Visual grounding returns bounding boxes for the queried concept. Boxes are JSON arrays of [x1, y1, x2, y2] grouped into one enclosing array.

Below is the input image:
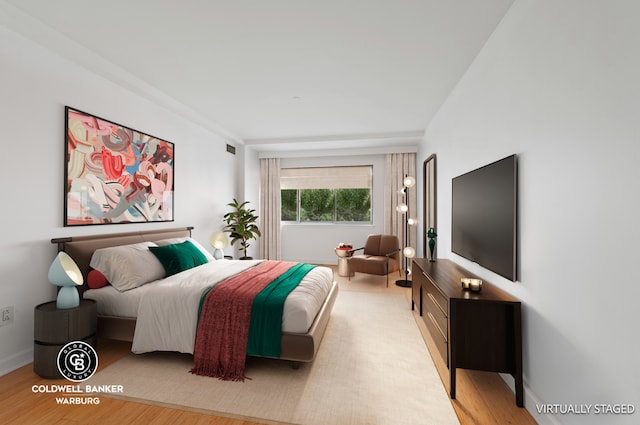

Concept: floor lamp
[[395, 175, 417, 288]]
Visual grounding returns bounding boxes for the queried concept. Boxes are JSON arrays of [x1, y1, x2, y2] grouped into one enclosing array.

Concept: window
[[281, 166, 372, 223], [281, 189, 298, 221]]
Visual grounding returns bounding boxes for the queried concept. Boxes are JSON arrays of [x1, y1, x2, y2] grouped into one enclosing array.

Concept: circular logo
[[57, 341, 99, 382]]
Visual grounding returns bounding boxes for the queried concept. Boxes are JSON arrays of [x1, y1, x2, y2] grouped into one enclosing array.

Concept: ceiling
[[1, 0, 513, 152]]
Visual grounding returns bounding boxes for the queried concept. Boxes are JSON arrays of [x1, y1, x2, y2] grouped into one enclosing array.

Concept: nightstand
[[33, 299, 97, 379]]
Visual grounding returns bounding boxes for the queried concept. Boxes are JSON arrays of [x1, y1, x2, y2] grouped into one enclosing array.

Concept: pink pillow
[[87, 269, 109, 289]]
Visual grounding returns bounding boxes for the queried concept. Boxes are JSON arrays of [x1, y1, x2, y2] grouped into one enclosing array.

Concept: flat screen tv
[[451, 154, 517, 281]]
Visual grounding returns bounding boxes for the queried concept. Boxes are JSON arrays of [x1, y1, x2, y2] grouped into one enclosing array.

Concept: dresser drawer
[[422, 275, 449, 366], [33, 334, 97, 379], [34, 299, 97, 343], [424, 287, 448, 336], [423, 275, 448, 316], [424, 310, 448, 365]]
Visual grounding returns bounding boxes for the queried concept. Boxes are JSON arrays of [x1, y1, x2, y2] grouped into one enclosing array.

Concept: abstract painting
[[64, 107, 174, 226]]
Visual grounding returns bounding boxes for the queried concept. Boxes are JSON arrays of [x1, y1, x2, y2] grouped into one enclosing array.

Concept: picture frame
[[64, 106, 174, 226]]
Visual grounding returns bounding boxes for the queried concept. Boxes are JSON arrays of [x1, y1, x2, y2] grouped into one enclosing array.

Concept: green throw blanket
[[247, 262, 317, 357]]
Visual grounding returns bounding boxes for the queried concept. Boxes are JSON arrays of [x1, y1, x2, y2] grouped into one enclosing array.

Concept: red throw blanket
[[191, 261, 296, 381]]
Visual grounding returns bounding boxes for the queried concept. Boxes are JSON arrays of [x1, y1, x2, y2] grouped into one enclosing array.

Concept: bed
[[51, 227, 339, 372]]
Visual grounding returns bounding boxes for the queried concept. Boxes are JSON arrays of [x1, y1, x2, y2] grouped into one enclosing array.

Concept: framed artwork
[[64, 106, 174, 226]]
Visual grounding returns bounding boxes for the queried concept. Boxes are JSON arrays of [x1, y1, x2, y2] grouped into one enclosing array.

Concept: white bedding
[[84, 260, 334, 354]]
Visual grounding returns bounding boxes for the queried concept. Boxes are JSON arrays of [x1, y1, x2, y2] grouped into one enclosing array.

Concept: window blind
[[280, 166, 372, 190]]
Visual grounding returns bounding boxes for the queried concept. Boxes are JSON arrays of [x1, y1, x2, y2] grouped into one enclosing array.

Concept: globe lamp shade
[[210, 232, 229, 260], [403, 246, 416, 259], [403, 176, 416, 188], [48, 251, 83, 309]]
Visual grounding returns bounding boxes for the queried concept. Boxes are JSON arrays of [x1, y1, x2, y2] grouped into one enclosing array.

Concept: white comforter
[[85, 260, 333, 354]]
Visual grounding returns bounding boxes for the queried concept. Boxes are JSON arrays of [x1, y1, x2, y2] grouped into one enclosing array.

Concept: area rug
[[85, 290, 460, 425]]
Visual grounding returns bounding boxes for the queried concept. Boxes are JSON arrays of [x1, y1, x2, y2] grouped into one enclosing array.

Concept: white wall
[[240, 146, 261, 259], [0, 27, 239, 375], [418, 1, 640, 424], [280, 154, 386, 264]]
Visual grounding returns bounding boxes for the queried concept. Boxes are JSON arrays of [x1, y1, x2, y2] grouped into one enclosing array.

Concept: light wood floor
[[0, 271, 537, 425]]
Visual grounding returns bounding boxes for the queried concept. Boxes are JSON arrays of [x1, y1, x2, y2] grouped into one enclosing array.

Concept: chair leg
[[385, 262, 389, 288]]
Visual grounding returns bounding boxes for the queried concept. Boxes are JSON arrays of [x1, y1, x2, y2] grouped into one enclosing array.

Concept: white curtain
[[385, 153, 417, 269], [259, 158, 281, 260]]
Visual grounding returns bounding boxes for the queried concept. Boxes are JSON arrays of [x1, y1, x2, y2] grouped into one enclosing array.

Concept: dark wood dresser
[[412, 258, 523, 407]]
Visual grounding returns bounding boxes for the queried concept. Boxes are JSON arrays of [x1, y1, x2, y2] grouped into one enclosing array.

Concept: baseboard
[[499, 373, 561, 425], [286, 257, 337, 266], [0, 347, 33, 378]]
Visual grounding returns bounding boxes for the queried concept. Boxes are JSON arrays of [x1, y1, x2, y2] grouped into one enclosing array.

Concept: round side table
[[335, 248, 354, 277], [33, 299, 97, 379]]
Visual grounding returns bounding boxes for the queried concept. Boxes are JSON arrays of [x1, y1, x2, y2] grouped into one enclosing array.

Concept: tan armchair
[[348, 234, 401, 287]]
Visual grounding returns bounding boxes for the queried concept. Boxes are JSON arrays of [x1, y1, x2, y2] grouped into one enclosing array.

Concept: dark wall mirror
[[422, 154, 437, 258]]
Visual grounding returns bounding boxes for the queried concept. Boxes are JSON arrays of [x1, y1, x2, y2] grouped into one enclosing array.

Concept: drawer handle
[[427, 312, 448, 343], [427, 293, 447, 317]]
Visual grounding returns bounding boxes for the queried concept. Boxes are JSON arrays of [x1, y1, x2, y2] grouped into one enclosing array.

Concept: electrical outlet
[[1, 306, 14, 327]]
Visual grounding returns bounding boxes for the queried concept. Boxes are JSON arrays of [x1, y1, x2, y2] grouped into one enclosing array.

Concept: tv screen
[[451, 155, 517, 281]]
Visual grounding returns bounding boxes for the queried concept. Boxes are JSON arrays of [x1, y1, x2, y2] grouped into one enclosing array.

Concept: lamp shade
[[48, 252, 83, 309], [403, 176, 416, 188], [396, 203, 408, 213], [210, 232, 229, 260], [403, 246, 416, 258]]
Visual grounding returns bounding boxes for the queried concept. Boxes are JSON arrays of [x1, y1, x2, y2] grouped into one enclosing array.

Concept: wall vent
[[226, 144, 236, 155]]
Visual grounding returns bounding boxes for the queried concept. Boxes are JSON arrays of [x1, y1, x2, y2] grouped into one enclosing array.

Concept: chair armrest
[[384, 248, 401, 258]]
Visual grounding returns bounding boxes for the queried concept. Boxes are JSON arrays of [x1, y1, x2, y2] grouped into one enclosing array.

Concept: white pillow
[[154, 237, 214, 262], [89, 241, 166, 291]]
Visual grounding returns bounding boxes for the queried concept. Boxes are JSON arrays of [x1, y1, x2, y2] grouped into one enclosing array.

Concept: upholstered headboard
[[51, 226, 193, 294]]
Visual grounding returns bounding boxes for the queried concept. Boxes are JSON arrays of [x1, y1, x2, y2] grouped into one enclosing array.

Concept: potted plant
[[223, 198, 261, 259]]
